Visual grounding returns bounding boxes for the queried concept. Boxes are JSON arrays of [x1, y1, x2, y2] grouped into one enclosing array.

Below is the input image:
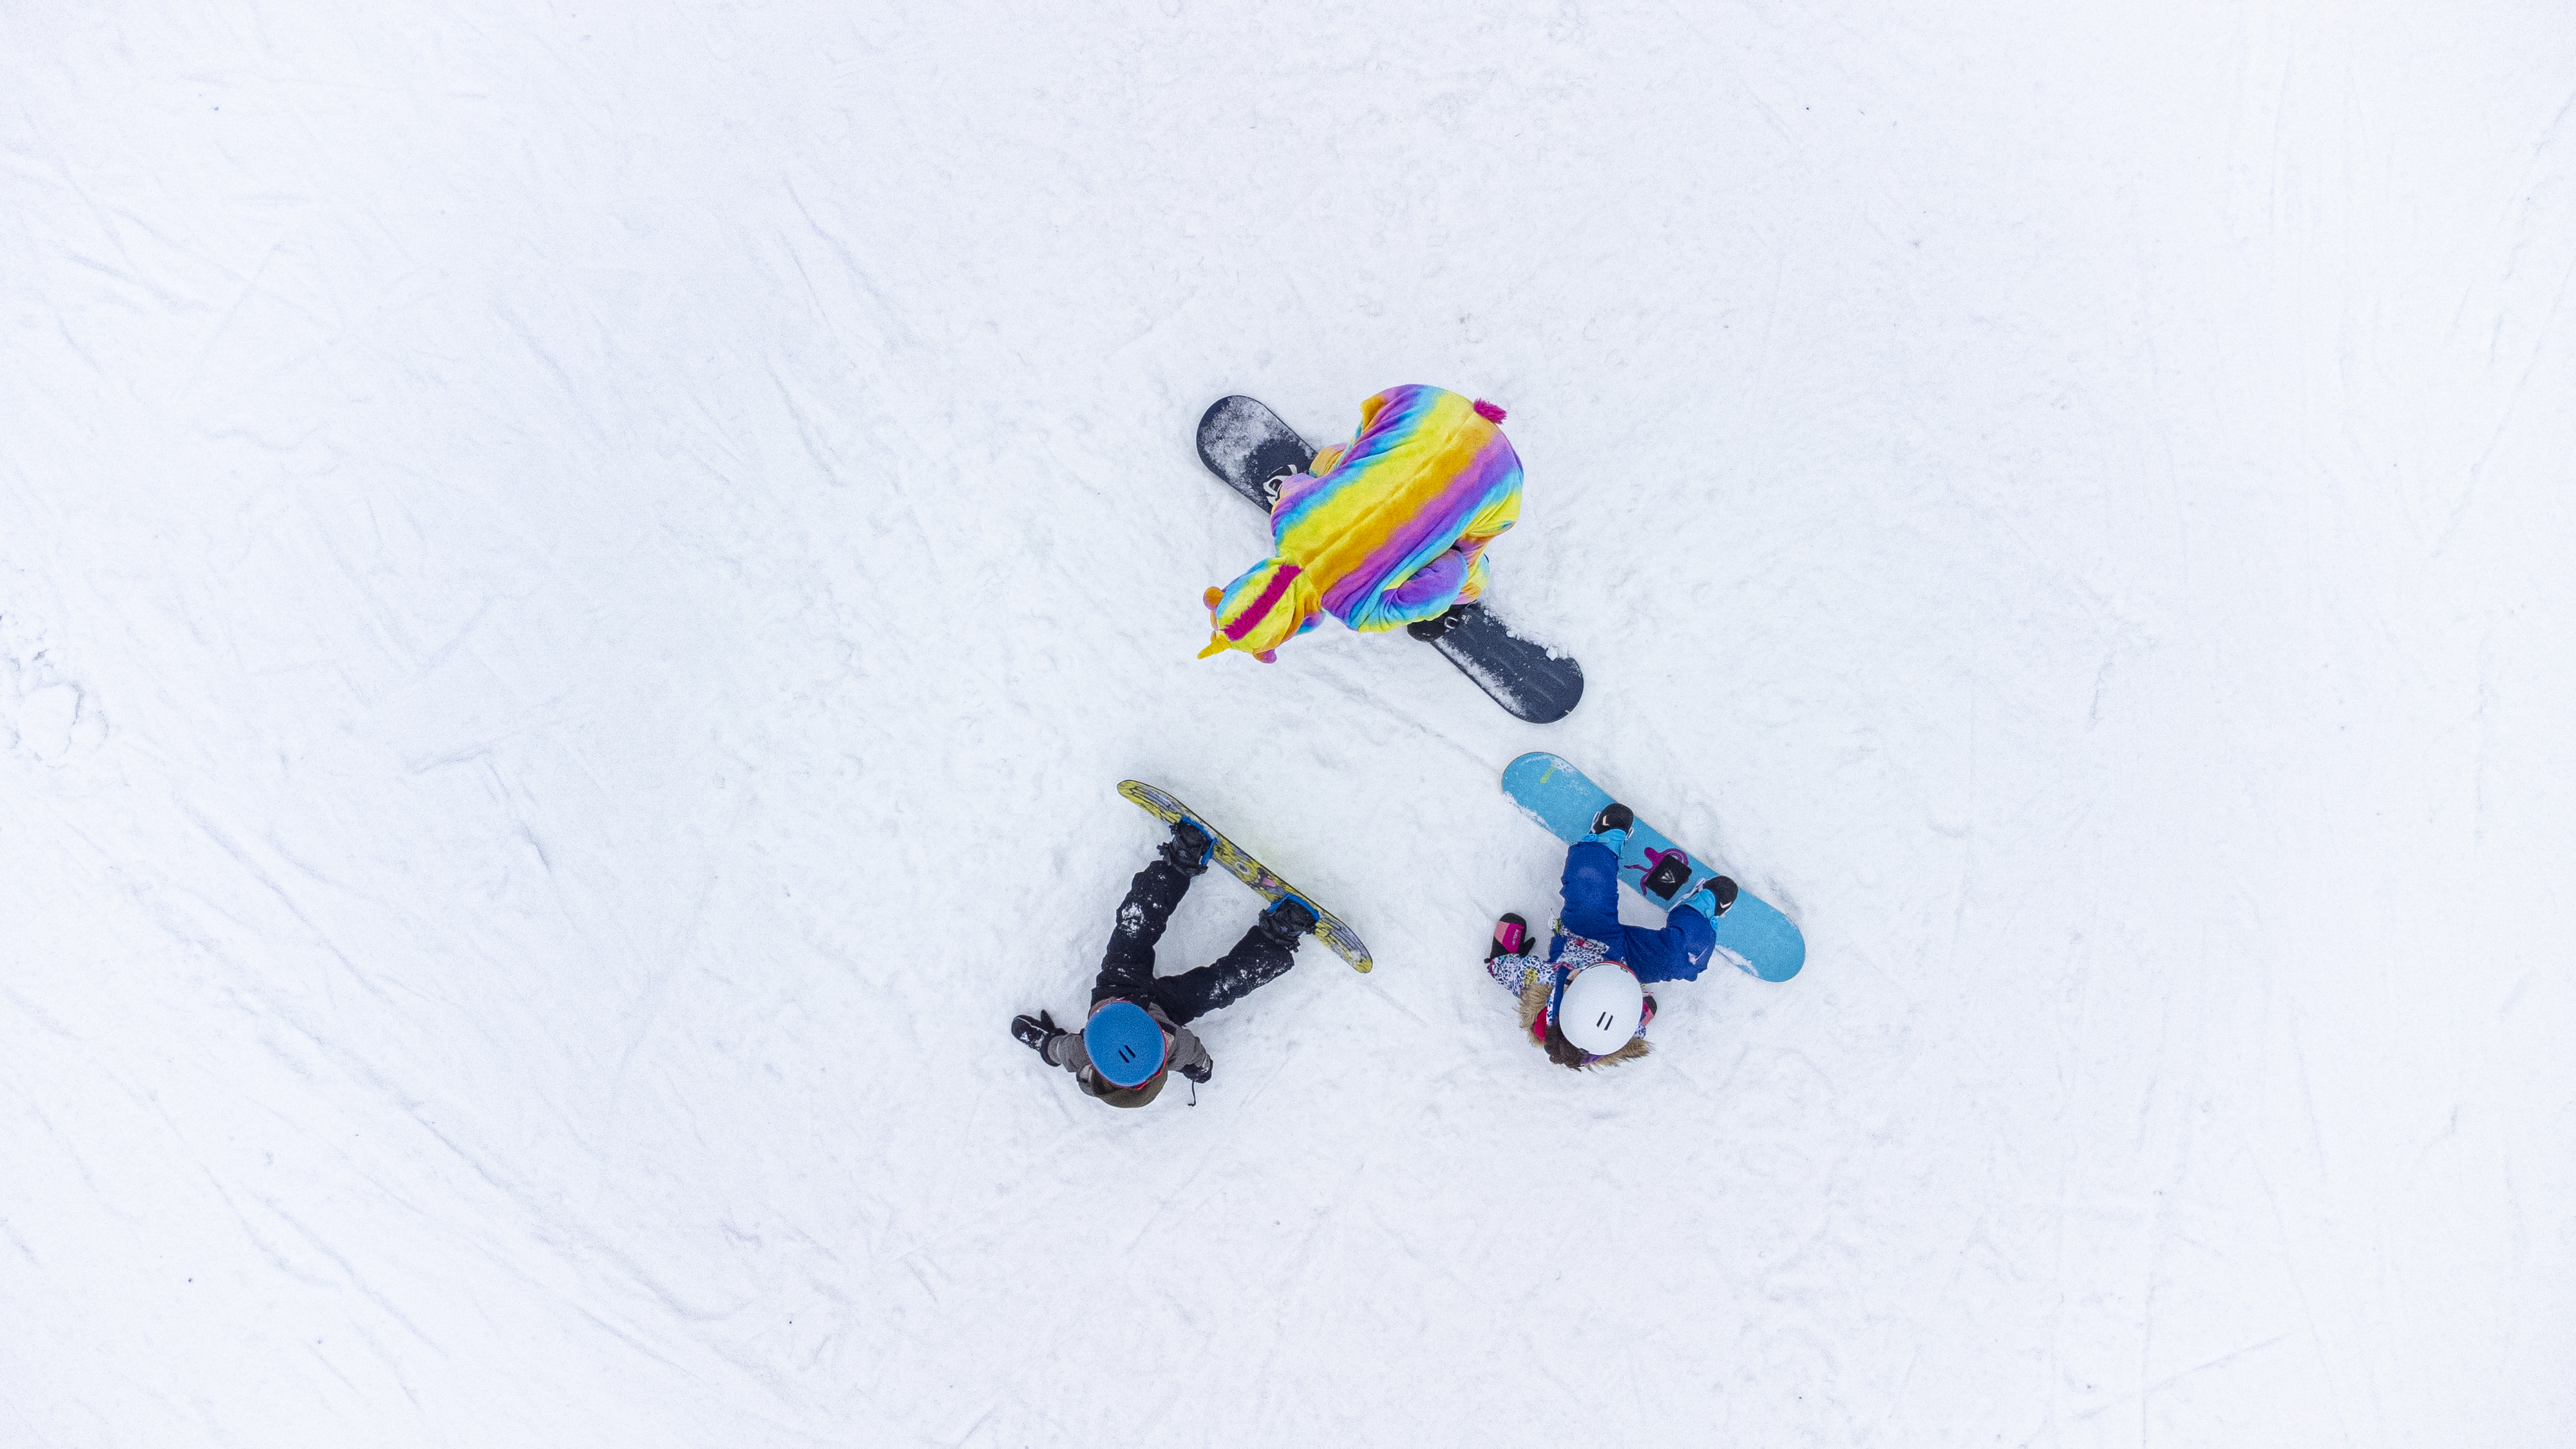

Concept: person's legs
[[1090, 859, 1193, 1007], [1557, 840, 1624, 942], [1618, 907, 1718, 984], [1151, 907, 1302, 1025]]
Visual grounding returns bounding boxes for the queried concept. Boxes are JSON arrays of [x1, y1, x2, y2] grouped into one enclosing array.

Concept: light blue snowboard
[[1501, 752, 1806, 983]]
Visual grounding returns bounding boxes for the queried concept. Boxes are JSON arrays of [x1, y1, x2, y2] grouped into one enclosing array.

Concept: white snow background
[[5, 1, 2572, 1444]]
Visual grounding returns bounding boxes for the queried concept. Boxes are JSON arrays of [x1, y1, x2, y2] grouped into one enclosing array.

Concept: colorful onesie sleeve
[[1357, 547, 1472, 629]]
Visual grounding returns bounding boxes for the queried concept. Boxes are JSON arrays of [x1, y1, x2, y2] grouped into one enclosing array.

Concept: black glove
[[1177, 1057, 1211, 1084], [1012, 1010, 1065, 1058]]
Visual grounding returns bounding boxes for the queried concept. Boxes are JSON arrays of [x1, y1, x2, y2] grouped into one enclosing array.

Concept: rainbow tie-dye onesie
[[1200, 385, 1522, 661]]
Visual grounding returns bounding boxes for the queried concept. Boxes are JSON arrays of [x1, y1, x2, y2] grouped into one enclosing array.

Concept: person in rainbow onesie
[[1200, 385, 1522, 662]]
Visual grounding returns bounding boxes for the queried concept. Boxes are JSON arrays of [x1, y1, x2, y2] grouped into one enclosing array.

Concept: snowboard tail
[[1193, 395, 1584, 724], [1499, 752, 1804, 983], [1118, 780, 1373, 972], [1197, 395, 1313, 509], [1416, 603, 1587, 728]]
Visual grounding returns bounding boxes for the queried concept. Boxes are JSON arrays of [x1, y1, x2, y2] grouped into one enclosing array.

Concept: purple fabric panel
[[1381, 547, 1467, 611], [1316, 452, 1509, 619]]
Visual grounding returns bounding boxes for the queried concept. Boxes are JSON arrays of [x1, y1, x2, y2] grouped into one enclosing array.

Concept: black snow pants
[[1090, 858, 1296, 1025]]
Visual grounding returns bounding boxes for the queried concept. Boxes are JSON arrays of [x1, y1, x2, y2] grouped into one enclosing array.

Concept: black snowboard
[[1195, 395, 1585, 724]]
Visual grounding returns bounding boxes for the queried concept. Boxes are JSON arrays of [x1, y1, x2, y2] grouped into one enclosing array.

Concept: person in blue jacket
[[1484, 802, 1736, 1070]]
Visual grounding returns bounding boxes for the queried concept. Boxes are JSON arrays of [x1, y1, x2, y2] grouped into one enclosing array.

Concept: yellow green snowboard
[[1117, 780, 1373, 972]]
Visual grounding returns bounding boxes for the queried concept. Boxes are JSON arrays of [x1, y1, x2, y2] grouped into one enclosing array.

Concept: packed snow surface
[[5, 3, 2573, 1444]]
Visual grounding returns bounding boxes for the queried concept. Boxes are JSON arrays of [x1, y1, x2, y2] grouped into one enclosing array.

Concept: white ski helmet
[[1559, 962, 1645, 1054]]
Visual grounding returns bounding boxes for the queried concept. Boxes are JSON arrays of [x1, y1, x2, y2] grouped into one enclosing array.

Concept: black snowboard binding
[[1259, 894, 1319, 942], [1159, 817, 1215, 876], [1640, 850, 1693, 903], [1406, 603, 1471, 642]]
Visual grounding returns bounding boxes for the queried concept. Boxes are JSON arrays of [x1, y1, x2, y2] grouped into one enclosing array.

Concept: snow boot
[[1682, 875, 1738, 920], [1583, 802, 1633, 851], [1486, 912, 1534, 963]]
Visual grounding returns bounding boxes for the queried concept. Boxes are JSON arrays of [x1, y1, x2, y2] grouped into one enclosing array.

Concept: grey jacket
[[1041, 1000, 1212, 1108]]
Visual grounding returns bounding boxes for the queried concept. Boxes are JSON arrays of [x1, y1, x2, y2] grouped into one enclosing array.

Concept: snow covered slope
[[5, 2, 2571, 1444]]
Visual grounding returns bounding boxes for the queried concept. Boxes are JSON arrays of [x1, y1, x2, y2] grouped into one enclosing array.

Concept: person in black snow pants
[[1012, 815, 1315, 1108]]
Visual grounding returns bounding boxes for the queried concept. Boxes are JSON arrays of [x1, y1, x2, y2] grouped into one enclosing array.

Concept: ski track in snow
[[5, 3, 2573, 1445]]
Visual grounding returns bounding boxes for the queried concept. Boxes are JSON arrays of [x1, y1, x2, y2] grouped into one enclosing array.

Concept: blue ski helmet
[[1084, 1000, 1168, 1088]]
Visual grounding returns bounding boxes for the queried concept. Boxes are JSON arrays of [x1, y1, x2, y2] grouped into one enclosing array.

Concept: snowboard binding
[[1405, 604, 1470, 642], [1640, 847, 1693, 903], [1260, 893, 1320, 940], [1159, 817, 1215, 876]]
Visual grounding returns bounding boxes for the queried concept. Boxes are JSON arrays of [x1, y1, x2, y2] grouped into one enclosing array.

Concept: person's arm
[[1039, 1030, 1090, 1076], [1355, 547, 1473, 629], [1454, 487, 1519, 554], [1053, 1021, 1206, 1084], [1347, 471, 1521, 630], [1168, 1027, 1213, 1084]]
